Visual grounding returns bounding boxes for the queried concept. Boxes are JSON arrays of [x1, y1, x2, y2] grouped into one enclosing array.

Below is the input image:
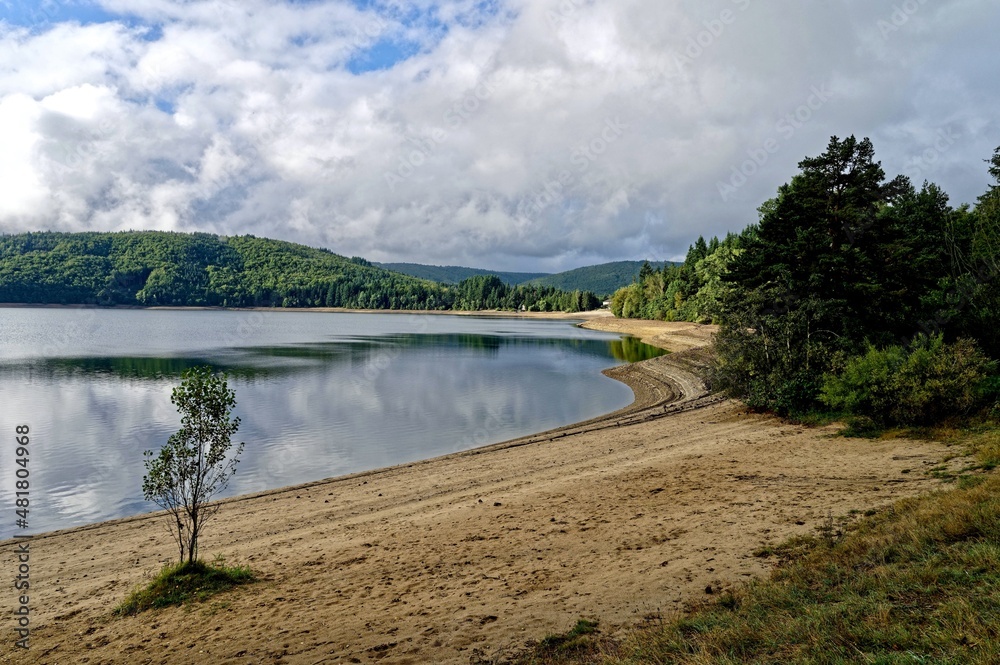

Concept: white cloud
[[0, 0, 998, 271], [0, 94, 48, 217]]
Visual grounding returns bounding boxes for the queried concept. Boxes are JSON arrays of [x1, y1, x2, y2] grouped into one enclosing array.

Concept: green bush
[[820, 335, 994, 426], [978, 373, 1000, 412], [820, 344, 906, 419]]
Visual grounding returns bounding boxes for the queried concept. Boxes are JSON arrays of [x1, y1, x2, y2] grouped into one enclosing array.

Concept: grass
[[605, 475, 1000, 663], [538, 619, 601, 653], [479, 619, 611, 665], [113, 557, 256, 616], [512, 426, 1000, 664]]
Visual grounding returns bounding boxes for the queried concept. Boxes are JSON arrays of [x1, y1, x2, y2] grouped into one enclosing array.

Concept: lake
[[0, 308, 665, 539]]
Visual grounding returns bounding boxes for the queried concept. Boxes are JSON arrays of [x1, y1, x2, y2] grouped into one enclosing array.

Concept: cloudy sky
[[0, 0, 998, 272]]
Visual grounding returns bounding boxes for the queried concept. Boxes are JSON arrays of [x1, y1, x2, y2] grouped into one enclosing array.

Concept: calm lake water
[[0, 308, 664, 539]]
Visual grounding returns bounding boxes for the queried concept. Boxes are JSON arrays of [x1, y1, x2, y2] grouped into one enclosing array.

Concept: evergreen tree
[[715, 136, 933, 412]]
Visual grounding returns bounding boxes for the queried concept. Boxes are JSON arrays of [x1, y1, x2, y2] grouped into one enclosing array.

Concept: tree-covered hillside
[[528, 261, 672, 297], [382, 259, 674, 297], [0, 231, 600, 313], [376, 262, 548, 286], [610, 243, 738, 322]]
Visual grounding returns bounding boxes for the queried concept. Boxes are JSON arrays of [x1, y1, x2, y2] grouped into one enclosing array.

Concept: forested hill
[[0, 231, 600, 312], [378, 260, 675, 296], [376, 262, 548, 286], [528, 261, 672, 297]]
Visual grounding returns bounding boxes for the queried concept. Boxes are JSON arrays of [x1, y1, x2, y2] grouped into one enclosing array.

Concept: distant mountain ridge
[[527, 261, 673, 297], [381, 260, 674, 298], [376, 263, 548, 286]]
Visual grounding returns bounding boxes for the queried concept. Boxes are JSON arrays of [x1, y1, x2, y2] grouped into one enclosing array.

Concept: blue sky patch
[[454, 0, 504, 28], [346, 36, 423, 74], [345, 1, 451, 74], [154, 97, 176, 115], [0, 1, 116, 28], [0, 1, 166, 42]]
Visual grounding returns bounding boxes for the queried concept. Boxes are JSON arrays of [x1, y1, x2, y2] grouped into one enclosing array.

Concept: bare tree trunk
[[188, 506, 199, 564], [175, 514, 185, 563]]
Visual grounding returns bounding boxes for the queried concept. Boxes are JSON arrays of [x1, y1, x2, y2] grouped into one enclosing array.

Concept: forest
[[614, 137, 1000, 424], [383, 260, 670, 296], [0, 232, 601, 313], [527, 260, 671, 298], [376, 262, 548, 286]]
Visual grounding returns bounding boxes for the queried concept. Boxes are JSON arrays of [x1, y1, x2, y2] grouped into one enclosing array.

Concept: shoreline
[[0, 316, 706, 545], [0, 318, 959, 665], [0, 302, 614, 320]]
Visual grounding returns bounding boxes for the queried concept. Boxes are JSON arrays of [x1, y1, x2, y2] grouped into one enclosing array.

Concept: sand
[[1, 318, 957, 665]]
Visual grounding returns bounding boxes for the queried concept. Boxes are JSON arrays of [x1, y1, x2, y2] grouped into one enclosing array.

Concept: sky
[[0, 1, 998, 272]]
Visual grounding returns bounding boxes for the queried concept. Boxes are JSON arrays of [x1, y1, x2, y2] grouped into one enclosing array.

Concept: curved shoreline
[[0, 301, 615, 320], [2, 318, 713, 544], [3, 318, 957, 665]]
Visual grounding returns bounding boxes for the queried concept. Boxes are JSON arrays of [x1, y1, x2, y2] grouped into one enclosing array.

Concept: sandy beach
[[2, 317, 957, 665]]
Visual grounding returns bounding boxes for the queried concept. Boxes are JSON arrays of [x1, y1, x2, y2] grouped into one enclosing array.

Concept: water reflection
[[0, 334, 664, 381], [610, 336, 670, 362], [0, 310, 665, 539]]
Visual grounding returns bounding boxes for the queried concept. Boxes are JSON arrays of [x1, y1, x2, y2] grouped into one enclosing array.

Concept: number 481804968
[[15, 425, 29, 528]]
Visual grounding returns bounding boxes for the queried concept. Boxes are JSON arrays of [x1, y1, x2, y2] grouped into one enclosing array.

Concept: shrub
[[893, 336, 991, 424], [819, 344, 906, 419], [978, 373, 1000, 416], [820, 335, 994, 426]]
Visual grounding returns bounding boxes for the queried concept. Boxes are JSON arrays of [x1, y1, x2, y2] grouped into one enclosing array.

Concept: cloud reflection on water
[[0, 310, 664, 539]]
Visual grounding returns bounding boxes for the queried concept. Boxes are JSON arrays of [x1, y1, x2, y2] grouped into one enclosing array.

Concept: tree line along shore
[[613, 136, 1000, 429]]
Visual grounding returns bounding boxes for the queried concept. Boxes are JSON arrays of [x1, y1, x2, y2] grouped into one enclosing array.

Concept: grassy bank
[[506, 428, 1000, 664]]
